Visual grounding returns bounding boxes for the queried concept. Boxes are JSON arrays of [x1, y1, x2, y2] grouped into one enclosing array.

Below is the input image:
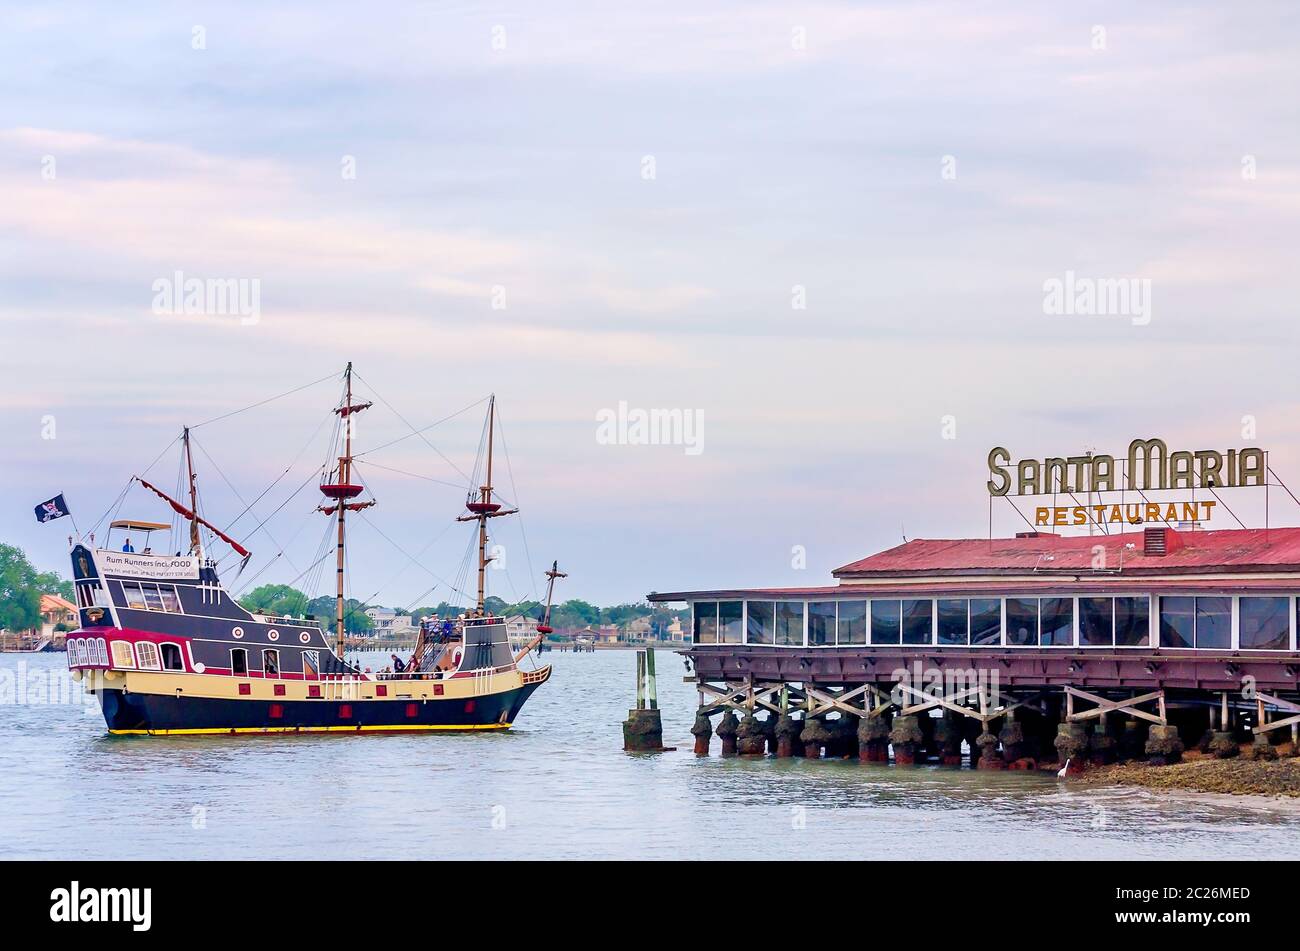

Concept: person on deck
[[391, 654, 406, 673], [122, 538, 134, 552]]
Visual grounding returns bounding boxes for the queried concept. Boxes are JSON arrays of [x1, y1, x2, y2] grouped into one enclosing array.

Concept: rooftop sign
[[987, 438, 1265, 497]]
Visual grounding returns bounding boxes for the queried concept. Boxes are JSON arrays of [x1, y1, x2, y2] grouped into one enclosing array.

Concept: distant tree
[[0, 543, 42, 633], [304, 596, 373, 634], [33, 569, 74, 602], [240, 584, 310, 618]]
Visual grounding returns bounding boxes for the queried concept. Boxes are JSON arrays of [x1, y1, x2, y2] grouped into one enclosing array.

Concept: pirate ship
[[62, 364, 557, 735]]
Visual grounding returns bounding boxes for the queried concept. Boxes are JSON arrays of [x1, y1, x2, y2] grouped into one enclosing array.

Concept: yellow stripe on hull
[[109, 722, 514, 736]]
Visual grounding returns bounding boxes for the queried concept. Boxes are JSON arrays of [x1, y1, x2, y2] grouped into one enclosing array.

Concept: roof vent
[[1143, 526, 1183, 556]]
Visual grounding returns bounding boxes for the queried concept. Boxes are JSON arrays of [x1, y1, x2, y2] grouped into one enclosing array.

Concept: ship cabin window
[[121, 582, 149, 610], [808, 602, 836, 646], [231, 648, 248, 676], [110, 640, 135, 668], [746, 601, 775, 645], [692, 602, 718, 644], [870, 600, 901, 645], [135, 641, 161, 670], [94, 638, 110, 666], [263, 648, 280, 677], [160, 643, 185, 672], [303, 650, 320, 679], [1240, 597, 1290, 650], [158, 585, 182, 613], [76, 582, 106, 609], [775, 602, 804, 646], [937, 599, 968, 645], [718, 601, 743, 644], [1160, 596, 1230, 649], [971, 599, 1002, 646], [838, 601, 867, 645], [901, 599, 932, 645], [143, 586, 165, 611]]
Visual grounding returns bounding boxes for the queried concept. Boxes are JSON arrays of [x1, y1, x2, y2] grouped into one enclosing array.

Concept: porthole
[[299, 631, 311, 644], [268, 629, 280, 642], [232, 627, 244, 639]]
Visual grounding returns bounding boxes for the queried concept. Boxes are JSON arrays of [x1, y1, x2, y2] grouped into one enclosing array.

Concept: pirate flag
[[34, 494, 71, 523]]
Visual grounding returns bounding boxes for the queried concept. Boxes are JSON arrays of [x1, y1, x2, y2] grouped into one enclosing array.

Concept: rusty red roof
[[833, 527, 1300, 578], [645, 527, 1300, 602]]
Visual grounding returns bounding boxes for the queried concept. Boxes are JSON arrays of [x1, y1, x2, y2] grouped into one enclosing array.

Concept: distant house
[[39, 594, 77, 638], [502, 614, 535, 638], [364, 607, 416, 637]]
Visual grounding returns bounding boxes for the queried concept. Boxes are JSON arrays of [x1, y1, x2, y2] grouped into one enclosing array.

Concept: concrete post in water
[[1246, 732, 1279, 761], [858, 710, 892, 762], [1208, 730, 1238, 759], [1088, 716, 1117, 766], [1119, 719, 1147, 761], [716, 709, 740, 758], [889, 715, 924, 765], [1144, 724, 1184, 765], [691, 709, 713, 757], [1054, 722, 1089, 773], [998, 713, 1027, 764], [775, 712, 800, 758], [800, 716, 833, 759], [737, 712, 767, 756], [623, 648, 664, 752], [934, 712, 964, 766], [759, 712, 778, 755], [975, 730, 1004, 769]]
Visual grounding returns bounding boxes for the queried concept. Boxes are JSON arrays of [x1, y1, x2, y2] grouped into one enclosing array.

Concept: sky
[[2, 2, 1300, 608]]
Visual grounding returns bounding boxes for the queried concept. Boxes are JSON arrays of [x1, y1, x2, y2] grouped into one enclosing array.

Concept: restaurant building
[[649, 525, 1300, 765]]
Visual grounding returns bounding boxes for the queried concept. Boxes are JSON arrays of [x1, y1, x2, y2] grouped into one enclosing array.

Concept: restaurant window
[[838, 601, 867, 645], [775, 602, 805, 646], [746, 601, 775, 645], [808, 602, 836, 646], [693, 602, 718, 644], [160, 643, 185, 671], [121, 582, 148, 610], [970, 599, 1002, 646], [1114, 597, 1149, 646], [231, 648, 248, 676], [1240, 597, 1289, 651], [1006, 598, 1037, 646], [1159, 597, 1194, 648], [870, 600, 901, 645], [1040, 598, 1073, 646], [263, 648, 280, 677], [937, 599, 968, 646], [718, 601, 743, 644], [902, 599, 932, 645], [110, 640, 135, 668], [1079, 597, 1113, 646], [1195, 597, 1231, 649], [135, 641, 161, 670]]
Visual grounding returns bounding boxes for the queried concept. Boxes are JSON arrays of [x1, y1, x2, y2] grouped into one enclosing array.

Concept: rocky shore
[[1073, 749, 1300, 797]]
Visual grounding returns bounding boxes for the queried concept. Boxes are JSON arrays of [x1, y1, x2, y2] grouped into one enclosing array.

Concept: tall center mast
[[457, 395, 517, 612], [318, 362, 374, 658], [182, 426, 203, 558]]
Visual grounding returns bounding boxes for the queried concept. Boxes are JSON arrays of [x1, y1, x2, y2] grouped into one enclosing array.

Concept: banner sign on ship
[[97, 551, 200, 580]]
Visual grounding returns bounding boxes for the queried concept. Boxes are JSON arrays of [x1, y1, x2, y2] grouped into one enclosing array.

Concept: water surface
[[2, 650, 1296, 859]]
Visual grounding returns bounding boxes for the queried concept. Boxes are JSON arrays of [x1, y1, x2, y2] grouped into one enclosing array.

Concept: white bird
[[1057, 758, 1071, 778]]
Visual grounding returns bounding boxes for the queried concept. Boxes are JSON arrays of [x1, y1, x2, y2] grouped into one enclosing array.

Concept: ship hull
[[97, 677, 546, 735]]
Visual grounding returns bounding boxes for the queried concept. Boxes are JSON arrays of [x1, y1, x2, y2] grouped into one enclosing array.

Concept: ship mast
[[182, 426, 203, 558], [538, 560, 567, 633], [318, 363, 374, 659], [457, 395, 517, 612]]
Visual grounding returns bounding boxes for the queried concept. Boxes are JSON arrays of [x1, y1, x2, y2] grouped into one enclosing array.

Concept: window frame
[[135, 641, 161, 671], [262, 648, 281, 678]]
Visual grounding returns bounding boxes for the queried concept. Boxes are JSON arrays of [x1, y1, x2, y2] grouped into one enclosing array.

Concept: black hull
[[98, 682, 543, 735]]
